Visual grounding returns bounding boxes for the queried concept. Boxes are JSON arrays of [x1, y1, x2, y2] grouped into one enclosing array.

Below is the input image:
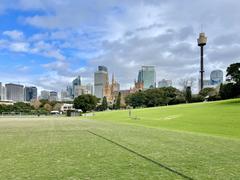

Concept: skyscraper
[[210, 70, 223, 85], [5, 83, 24, 102], [94, 66, 109, 99], [40, 90, 50, 100], [1, 86, 6, 101], [66, 85, 73, 98], [86, 84, 94, 95], [49, 91, 58, 101], [138, 66, 156, 89], [0, 83, 6, 101], [72, 76, 81, 98], [24, 86, 37, 102]]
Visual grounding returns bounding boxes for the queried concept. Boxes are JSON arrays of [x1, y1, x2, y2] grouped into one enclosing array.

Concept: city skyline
[[0, 67, 224, 101], [0, 1, 239, 92]]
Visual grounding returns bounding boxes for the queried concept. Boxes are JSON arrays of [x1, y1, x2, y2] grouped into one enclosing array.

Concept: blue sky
[[0, 0, 240, 92]]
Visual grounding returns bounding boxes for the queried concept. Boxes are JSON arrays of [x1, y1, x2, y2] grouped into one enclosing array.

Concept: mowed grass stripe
[[0, 119, 179, 179], [87, 130, 194, 180]]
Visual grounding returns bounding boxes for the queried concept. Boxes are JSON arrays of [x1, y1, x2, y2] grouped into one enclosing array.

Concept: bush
[[219, 83, 236, 99], [191, 95, 204, 103], [199, 88, 217, 97], [66, 110, 72, 117], [168, 96, 186, 105]]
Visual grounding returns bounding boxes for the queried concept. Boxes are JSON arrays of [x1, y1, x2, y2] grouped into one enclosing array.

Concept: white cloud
[[1, 0, 240, 91], [3, 30, 24, 40], [9, 42, 29, 52]]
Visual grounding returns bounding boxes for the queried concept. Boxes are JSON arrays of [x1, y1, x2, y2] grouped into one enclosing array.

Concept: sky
[[0, 0, 240, 92]]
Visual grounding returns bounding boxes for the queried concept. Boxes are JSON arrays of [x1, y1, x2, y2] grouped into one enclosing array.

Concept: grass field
[[0, 99, 240, 179]]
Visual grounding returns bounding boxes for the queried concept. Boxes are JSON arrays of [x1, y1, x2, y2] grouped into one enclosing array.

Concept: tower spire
[[197, 32, 207, 91]]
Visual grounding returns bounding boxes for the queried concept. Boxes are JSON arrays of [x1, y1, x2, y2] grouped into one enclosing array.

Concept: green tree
[[73, 94, 98, 113], [226, 63, 240, 83], [31, 100, 41, 109], [125, 87, 183, 108], [199, 87, 217, 97], [44, 103, 53, 112], [115, 92, 121, 109], [125, 91, 146, 108], [101, 96, 108, 111], [219, 83, 240, 99], [185, 86, 192, 103]]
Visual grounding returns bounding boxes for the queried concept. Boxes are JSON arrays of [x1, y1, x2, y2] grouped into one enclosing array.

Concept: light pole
[[197, 32, 207, 91]]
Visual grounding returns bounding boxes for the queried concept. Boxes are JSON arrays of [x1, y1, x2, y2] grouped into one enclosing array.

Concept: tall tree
[[115, 92, 121, 109], [185, 86, 192, 103], [226, 63, 240, 83], [102, 96, 108, 111]]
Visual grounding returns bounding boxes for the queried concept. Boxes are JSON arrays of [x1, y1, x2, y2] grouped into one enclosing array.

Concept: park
[[0, 98, 239, 179]]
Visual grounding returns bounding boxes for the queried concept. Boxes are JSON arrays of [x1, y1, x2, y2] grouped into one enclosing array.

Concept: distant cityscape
[[0, 65, 224, 104]]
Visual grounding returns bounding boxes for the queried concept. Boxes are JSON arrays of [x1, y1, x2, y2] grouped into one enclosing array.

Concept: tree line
[[0, 100, 69, 115]]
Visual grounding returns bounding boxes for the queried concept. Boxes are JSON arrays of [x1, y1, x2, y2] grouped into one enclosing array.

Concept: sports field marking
[[87, 130, 194, 180], [163, 114, 182, 120]]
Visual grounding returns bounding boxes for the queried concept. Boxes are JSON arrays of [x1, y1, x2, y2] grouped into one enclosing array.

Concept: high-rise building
[[66, 85, 73, 98], [5, 83, 24, 102], [210, 70, 223, 85], [74, 86, 88, 97], [158, 79, 172, 88], [49, 91, 58, 102], [72, 76, 81, 98], [40, 90, 50, 100], [138, 66, 156, 89], [86, 84, 94, 95], [0, 83, 6, 101], [61, 90, 68, 100], [94, 66, 109, 99], [74, 84, 94, 97], [24, 86, 37, 102], [1, 86, 6, 101]]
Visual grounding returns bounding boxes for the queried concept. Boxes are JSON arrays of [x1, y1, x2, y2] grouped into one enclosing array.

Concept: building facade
[[74, 85, 93, 97], [40, 90, 50, 100], [66, 85, 73, 98], [24, 86, 37, 102], [138, 66, 156, 89], [158, 79, 172, 88], [103, 74, 120, 102], [94, 66, 109, 99], [1, 86, 6, 101], [210, 70, 224, 85], [72, 76, 81, 98], [5, 83, 24, 102], [49, 91, 58, 101], [86, 84, 93, 95]]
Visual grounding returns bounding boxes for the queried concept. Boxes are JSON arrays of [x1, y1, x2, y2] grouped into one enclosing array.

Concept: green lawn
[[0, 99, 240, 179], [89, 98, 240, 139]]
